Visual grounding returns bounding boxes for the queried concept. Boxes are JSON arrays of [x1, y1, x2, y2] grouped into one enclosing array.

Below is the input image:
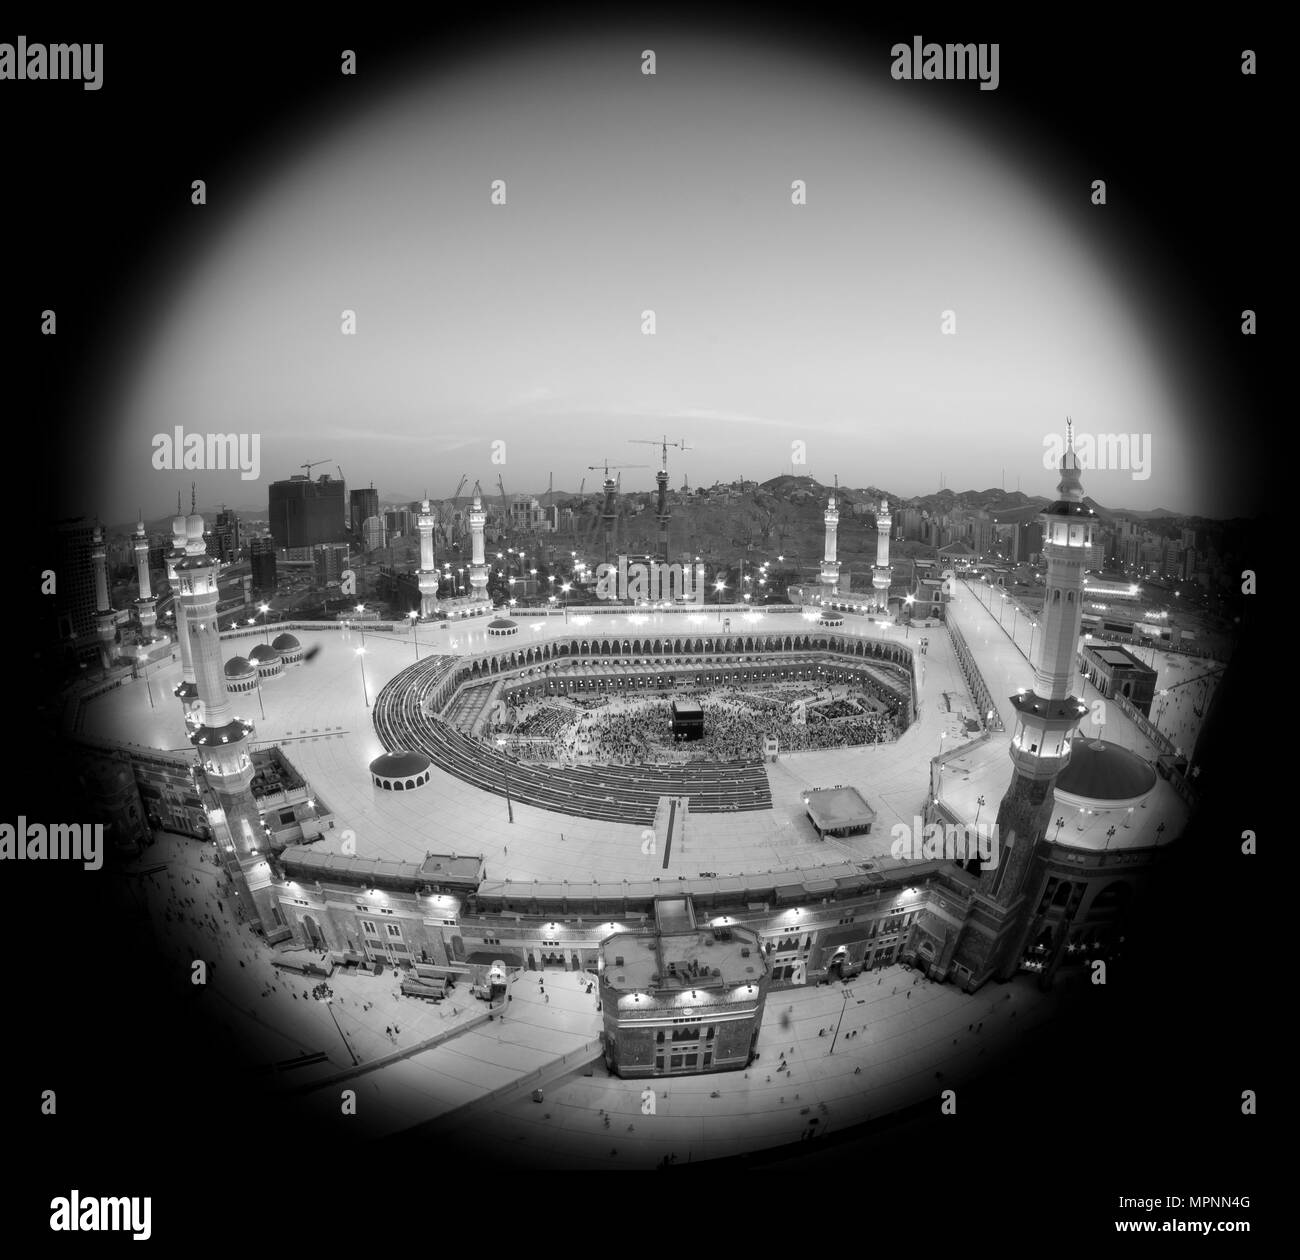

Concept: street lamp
[[258, 602, 270, 643], [1028, 620, 1038, 664], [355, 646, 370, 708], [409, 609, 420, 660], [324, 994, 359, 1066], [715, 578, 726, 621], [136, 652, 155, 709], [561, 582, 571, 622], [829, 985, 852, 1053], [495, 736, 514, 823]]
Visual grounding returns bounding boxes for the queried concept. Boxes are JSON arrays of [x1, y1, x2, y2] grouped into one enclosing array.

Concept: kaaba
[[670, 699, 704, 742]]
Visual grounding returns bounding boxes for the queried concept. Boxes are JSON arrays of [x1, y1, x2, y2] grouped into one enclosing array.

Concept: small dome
[[369, 750, 432, 778], [1056, 739, 1157, 803], [224, 656, 256, 677], [488, 618, 518, 630], [271, 632, 301, 651], [249, 644, 282, 662]]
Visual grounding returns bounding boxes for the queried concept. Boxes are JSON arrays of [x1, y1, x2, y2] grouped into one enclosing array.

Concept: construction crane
[[438, 474, 468, 544], [300, 459, 331, 476], [572, 476, 585, 539], [587, 460, 648, 480], [628, 435, 692, 470], [498, 474, 510, 534]]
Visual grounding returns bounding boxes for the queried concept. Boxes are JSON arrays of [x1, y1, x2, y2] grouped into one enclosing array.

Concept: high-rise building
[[314, 543, 350, 586], [49, 518, 98, 648], [268, 475, 349, 548], [205, 508, 240, 564], [350, 485, 379, 535], [250, 537, 277, 591]]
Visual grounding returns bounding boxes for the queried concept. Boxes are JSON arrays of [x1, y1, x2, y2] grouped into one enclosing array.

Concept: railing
[[944, 617, 1005, 732], [1109, 691, 1174, 756], [427, 1036, 605, 1128]]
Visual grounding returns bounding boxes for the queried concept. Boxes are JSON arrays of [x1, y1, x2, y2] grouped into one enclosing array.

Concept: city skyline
[[73, 30, 1237, 524]]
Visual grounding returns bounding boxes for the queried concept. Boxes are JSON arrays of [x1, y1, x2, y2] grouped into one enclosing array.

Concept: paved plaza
[[92, 597, 1169, 1162], [84, 608, 983, 881], [129, 831, 1062, 1160]]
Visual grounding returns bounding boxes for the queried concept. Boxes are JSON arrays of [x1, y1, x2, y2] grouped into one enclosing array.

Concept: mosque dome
[[224, 656, 256, 678], [1056, 739, 1157, 805], [271, 633, 301, 652]]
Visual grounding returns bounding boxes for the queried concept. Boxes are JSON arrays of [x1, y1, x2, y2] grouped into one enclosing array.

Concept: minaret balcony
[[1009, 690, 1088, 727], [189, 718, 256, 748]]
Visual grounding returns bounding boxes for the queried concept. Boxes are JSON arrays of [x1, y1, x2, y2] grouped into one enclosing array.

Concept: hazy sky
[[97, 30, 1211, 522]]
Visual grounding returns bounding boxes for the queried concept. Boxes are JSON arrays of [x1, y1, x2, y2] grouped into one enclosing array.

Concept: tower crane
[[628, 435, 692, 470], [300, 459, 331, 476], [587, 459, 648, 478]]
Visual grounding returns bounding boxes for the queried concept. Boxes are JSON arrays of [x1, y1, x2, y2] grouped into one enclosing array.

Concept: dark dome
[[224, 655, 256, 677], [488, 618, 517, 629], [271, 632, 301, 651], [369, 750, 432, 778], [1056, 739, 1157, 802], [249, 644, 282, 662]]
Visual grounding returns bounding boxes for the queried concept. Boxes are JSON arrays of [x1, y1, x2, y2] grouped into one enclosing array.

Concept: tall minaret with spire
[[600, 470, 619, 565], [416, 493, 439, 617], [468, 486, 490, 602], [132, 515, 160, 646], [872, 496, 892, 614], [168, 503, 200, 720], [973, 420, 1095, 979], [175, 511, 281, 935], [819, 494, 841, 602], [90, 523, 118, 668]]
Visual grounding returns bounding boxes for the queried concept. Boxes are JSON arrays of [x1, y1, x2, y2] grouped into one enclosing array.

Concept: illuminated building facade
[[600, 898, 768, 1078]]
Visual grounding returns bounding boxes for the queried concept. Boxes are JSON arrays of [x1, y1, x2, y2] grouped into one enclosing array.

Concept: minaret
[[175, 511, 280, 936], [416, 494, 439, 616], [91, 523, 118, 668], [872, 496, 892, 613], [175, 514, 254, 757], [468, 489, 490, 601], [132, 516, 159, 644], [601, 472, 619, 565], [819, 495, 841, 601], [168, 508, 200, 720], [980, 420, 1094, 965]]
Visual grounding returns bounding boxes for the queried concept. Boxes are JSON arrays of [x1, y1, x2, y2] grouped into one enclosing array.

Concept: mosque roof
[[369, 750, 432, 778], [1056, 738, 1157, 803]]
